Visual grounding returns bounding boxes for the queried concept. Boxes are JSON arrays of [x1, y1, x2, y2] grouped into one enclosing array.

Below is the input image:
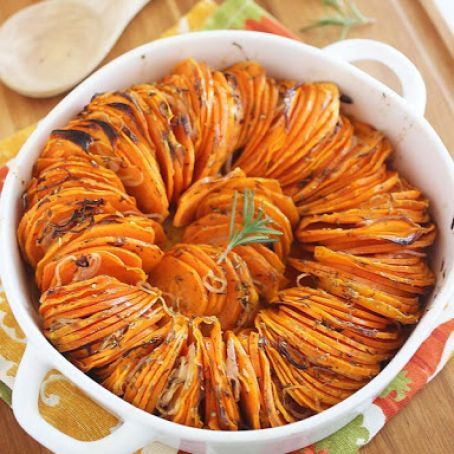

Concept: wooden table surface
[[0, 0, 453, 453]]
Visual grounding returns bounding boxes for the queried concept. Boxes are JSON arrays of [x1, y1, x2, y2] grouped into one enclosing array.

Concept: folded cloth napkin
[[0, 1, 452, 453]]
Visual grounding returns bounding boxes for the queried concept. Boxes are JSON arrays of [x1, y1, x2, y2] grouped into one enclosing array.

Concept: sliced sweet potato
[[169, 244, 221, 317], [51, 112, 168, 217], [253, 330, 296, 427], [17, 58, 438, 431], [313, 246, 434, 294], [25, 160, 125, 208], [18, 188, 138, 266], [282, 115, 353, 192], [131, 84, 185, 202], [226, 251, 259, 330], [39, 247, 147, 291], [256, 310, 380, 379], [193, 317, 240, 430], [235, 245, 285, 301], [122, 315, 188, 413], [40, 276, 164, 353], [185, 245, 228, 317], [157, 338, 203, 428], [297, 216, 435, 251], [225, 331, 261, 429], [224, 61, 271, 150], [235, 82, 339, 183], [190, 71, 240, 179], [174, 168, 245, 226], [149, 251, 208, 316], [85, 90, 151, 145], [170, 59, 215, 178], [293, 121, 390, 206], [289, 258, 422, 324], [72, 309, 171, 372]]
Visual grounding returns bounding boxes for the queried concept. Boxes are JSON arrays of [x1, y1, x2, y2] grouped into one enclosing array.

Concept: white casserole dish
[[0, 31, 453, 454]]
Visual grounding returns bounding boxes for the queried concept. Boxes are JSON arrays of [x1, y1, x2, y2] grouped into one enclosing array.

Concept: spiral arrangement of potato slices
[[18, 58, 435, 430]]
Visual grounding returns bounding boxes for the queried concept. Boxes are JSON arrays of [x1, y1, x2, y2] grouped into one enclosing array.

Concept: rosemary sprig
[[302, 0, 374, 40], [217, 189, 283, 263]]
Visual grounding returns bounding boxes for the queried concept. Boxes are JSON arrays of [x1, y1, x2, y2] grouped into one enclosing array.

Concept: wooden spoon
[[0, 0, 150, 98]]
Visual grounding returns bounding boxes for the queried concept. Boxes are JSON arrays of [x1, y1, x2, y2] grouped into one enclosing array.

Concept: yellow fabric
[[0, 124, 36, 168], [162, 0, 218, 37], [0, 1, 218, 449], [38, 370, 120, 441]]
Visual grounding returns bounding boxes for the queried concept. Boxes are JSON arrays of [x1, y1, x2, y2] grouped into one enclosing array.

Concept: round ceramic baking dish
[[1, 31, 453, 454]]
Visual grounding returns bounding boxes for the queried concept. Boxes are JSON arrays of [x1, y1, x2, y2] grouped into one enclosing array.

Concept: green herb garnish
[[217, 189, 283, 263], [302, 0, 374, 40]]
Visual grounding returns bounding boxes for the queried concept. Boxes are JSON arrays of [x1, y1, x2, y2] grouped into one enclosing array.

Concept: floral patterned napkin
[[0, 1, 452, 453]]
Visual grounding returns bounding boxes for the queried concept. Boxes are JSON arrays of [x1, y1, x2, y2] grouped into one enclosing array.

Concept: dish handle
[[13, 343, 156, 454], [323, 39, 427, 115]]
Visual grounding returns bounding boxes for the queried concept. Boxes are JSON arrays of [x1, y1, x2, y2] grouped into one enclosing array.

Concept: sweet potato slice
[[18, 188, 138, 266], [47, 292, 153, 352], [244, 77, 279, 156], [157, 340, 204, 428], [37, 137, 102, 173], [39, 247, 147, 291], [182, 214, 234, 245], [149, 251, 208, 316], [25, 160, 125, 208], [40, 276, 163, 352], [297, 216, 435, 250], [73, 316, 171, 372], [276, 287, 402, 347], [85, 90, 151, 144], [235, 73, 281, 170], [293, 121, 390, 207], [289, 258, 422, 324], [225, 331, 261, 429], [169, 244, 221, 317], [100, 315, 188, 414], [51, 112, 168, 217], [38, 236, 162, 284], [108, 123, 169, 217], [256, 310, 380, 380], [35, 214, 164, 284], [195, 191, 292, 257], [235, 82, 339, 182], [224, 61, 271, 150], [170, 59, 215, 176], [282, 115, 353, 192], [265, 342, 337, 412], [331, 230, 436, 255], [193, 317, 240, 430], [269, 83, 340, 178], [174, 168, 246, 227], [184, 245, 228, 317], [251, 330, 296, 427], [157, 75, 197, 190], [122, 316, 188, 413], [313, 246, 434, 294], [235, 245, 285, 301], [189, 175, 298, 226], [226, 251, 260, 330], [215, 252, 252, 331], [131, 84, 184, 202], [298, 193, 430, 231], [183, 217, 285, 302], [268, 303, 392, 366], [98, 344, 156, 396], [190, 71, 240, 179]]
